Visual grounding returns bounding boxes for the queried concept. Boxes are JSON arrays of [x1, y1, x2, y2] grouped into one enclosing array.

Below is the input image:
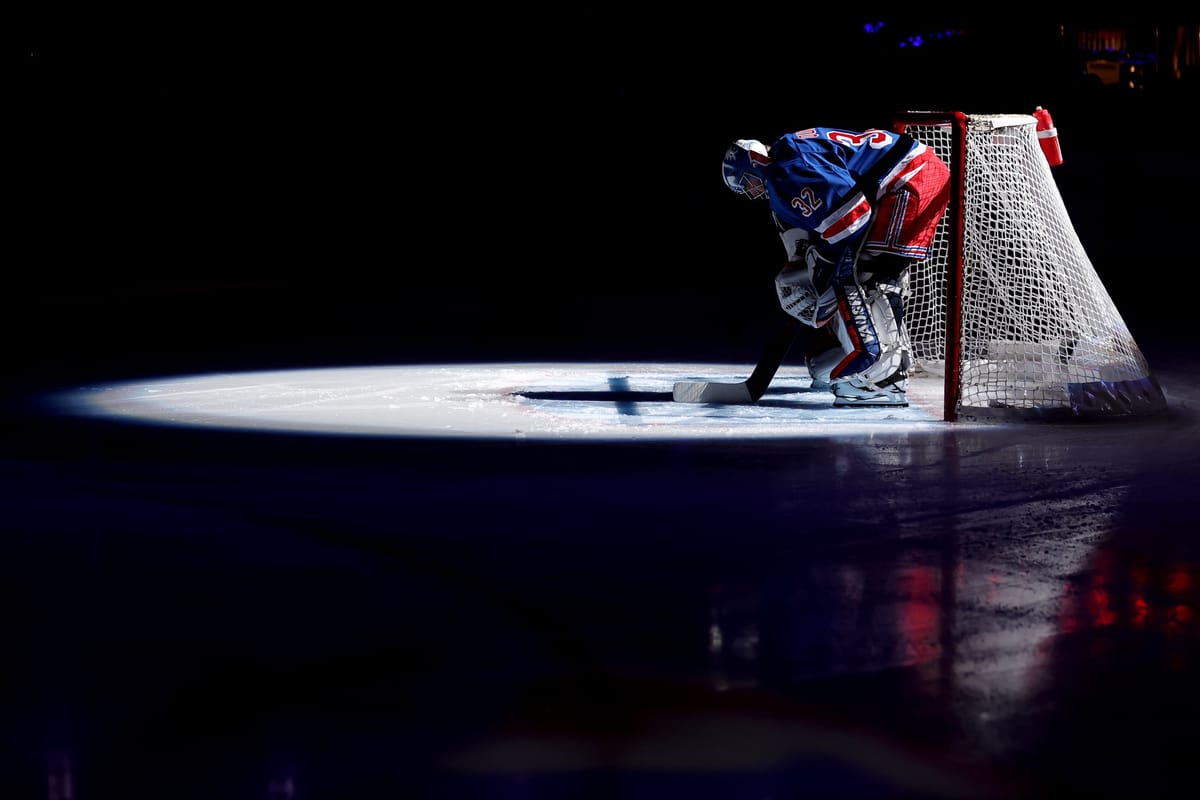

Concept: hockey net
[[892, 111, 1166, 422]]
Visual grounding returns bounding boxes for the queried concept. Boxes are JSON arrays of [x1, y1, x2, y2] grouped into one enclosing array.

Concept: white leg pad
[[822, 275, 911, 387]]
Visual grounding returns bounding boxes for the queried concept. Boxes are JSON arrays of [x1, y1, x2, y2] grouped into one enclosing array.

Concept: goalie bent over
[[723, 128, 950, 407]]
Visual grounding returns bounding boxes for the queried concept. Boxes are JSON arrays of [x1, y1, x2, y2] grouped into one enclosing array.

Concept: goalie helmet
[[722, 139, 771, 199]]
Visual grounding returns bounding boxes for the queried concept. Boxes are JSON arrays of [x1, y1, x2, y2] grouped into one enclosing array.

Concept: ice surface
[[49, 362, 962, 440]]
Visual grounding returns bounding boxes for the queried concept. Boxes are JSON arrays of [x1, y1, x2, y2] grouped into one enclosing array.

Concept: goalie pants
[[808, 269, 910, 387], [864, 148, 951, 261]]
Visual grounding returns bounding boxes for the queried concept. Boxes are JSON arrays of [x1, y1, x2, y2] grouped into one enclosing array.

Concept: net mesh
[[897, 113, 1165, 420]]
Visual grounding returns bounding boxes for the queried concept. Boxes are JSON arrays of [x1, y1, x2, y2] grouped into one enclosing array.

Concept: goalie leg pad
[[826, 274, 912, 389], [804, 327, 841, 389]]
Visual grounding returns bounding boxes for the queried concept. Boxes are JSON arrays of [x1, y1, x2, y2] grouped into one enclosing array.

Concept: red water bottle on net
[[1033, 106, 1063, 167]]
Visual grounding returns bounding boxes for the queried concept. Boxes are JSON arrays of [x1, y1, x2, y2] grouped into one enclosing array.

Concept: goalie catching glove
[[775, 247, 841, 328]]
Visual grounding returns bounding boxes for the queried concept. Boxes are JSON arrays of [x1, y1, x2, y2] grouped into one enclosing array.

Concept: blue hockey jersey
[[762, 127, 926, 261]]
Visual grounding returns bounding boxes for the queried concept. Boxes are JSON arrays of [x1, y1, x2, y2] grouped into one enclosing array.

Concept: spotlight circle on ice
[[48, 362, 957, 442]]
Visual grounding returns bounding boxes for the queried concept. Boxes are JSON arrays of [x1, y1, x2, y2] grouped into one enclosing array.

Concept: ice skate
[[831, 371, 908, 408]]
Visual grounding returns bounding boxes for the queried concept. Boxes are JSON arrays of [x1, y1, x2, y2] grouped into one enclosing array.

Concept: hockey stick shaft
[[675, 214, 876, 404], [673, 316, 800, 404]]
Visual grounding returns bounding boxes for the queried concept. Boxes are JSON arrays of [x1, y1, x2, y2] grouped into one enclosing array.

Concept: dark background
[[13, 11, 1199, 392], [9, 12, 1200, 799]]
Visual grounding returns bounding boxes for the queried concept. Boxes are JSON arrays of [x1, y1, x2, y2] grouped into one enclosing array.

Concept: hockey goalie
[[722, 127, 951, 408]]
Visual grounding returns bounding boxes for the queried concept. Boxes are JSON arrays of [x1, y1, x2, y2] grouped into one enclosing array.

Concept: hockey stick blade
[[674, 316, 801, 404], [673, 380, 755, 404]]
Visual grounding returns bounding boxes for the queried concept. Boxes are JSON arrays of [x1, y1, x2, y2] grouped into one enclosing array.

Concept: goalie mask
[[722, 139, 770, 199]]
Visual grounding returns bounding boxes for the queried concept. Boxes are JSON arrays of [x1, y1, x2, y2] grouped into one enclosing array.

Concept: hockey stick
[[676, 218, 879, 404], [673, 315, 800, 404]]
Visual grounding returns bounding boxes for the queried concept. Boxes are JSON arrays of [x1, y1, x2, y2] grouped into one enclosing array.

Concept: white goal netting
[[896, 112, 1166, 421]]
